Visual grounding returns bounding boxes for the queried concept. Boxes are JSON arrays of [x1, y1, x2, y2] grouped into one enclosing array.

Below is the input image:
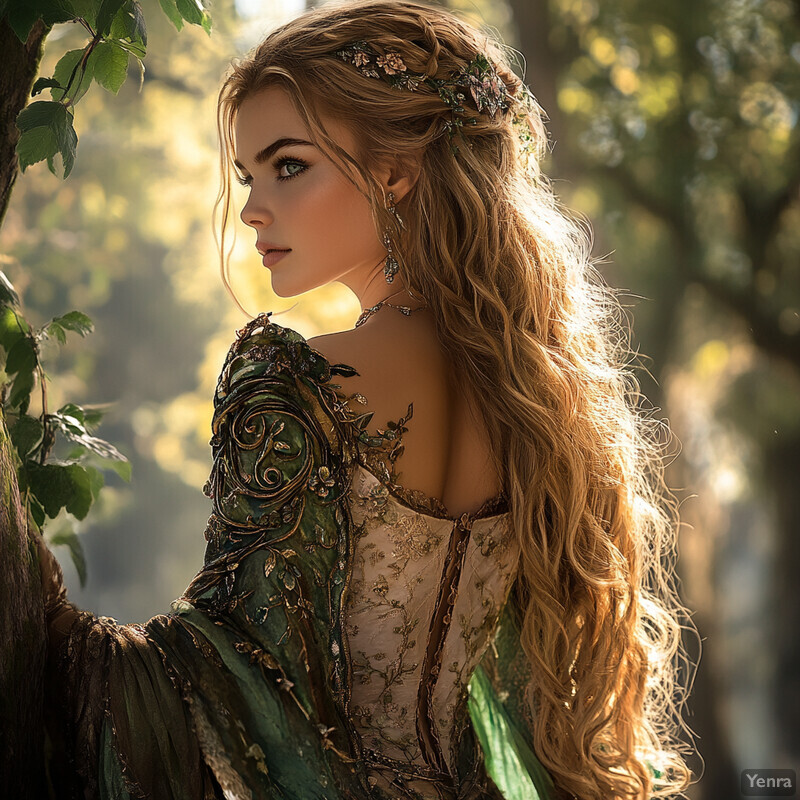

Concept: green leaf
[[108, 35, 146, 61], [43, 311, 94, 345], [44, 321, 67, 344], [76, 432, 128, 463], [5, 335, 36, 375], [158, 0, 183, 30], [41, 0, 80, 25], [52, 48, 95, 105], [31, 77, 62, 97], [8, 369, 35, 412], [81, 404, 110, 429], [64, 463, 94, 520], [69, 0, 102, 25], [24, 462, 95, 522], [50, 409, 129, 463], [5, 4, 39, 43], [51, 310, 94, 336], [175, 0, 210, 33], [26, 462, 72, 519], [53, 407, 85, 435], [58, 402, 86, 423], [105, 457, 132, 482], [15, 101, 78, 178], [16, 126, 59, 175], [0, 271, 20, 307], [92, 41, 129, 94], [95, 0, 126, 35], [65, 442, 132, 482], [85, 465, 105, 499], [0, 307, 28, 353], [49, 527, 87, 587], [10, 415, 44, 460], [176, 0, 201, 24], [2, 0, 76, 42], [29, 495, 46, 528], [110, 0, 147, 51]]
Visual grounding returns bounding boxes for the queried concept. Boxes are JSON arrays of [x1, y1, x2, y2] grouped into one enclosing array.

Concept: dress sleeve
[[468, 582, 668, 800], [44, 315, 364, 800], [467, 586, 558, 800]]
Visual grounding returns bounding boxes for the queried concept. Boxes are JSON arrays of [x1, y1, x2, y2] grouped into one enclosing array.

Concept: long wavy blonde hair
[[212, 1, 698, 797]]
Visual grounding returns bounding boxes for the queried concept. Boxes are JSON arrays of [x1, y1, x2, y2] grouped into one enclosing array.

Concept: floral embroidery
[[344, 463, 519, 787], [309, 465, 336, 498]]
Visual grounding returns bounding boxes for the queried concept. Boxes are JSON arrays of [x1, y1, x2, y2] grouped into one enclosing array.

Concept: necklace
[[354, 290, 429, 328]]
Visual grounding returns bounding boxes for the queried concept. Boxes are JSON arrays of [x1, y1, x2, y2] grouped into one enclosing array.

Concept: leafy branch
[[0, 270, 131, 586], [2, 0, 212, 179]]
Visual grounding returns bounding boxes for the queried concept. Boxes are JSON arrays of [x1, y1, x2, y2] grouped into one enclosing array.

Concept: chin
[[269, 267, 329, 299]]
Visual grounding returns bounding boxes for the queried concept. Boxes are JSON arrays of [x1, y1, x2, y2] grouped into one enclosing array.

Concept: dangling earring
[[383, 191, 403, 284]]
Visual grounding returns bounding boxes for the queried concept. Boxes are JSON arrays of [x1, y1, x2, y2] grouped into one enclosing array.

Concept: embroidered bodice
[[341, 396, 519, 798]]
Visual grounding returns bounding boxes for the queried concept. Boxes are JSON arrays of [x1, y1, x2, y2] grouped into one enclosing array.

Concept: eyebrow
[[233, 137, 315, 172]]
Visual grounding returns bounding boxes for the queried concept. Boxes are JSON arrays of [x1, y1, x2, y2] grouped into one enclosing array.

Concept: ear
[[376, 152, 422, 204]]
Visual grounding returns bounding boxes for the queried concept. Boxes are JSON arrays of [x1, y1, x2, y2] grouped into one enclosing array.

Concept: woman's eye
[[234, 156, 308, 187], [274, 156, 308, 182]]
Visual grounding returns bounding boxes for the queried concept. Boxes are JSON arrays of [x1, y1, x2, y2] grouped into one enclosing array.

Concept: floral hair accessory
[[333, 40, 531, 157]]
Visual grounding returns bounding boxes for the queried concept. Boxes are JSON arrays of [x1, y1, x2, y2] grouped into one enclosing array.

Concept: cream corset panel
[[342, 460, 519, 795]]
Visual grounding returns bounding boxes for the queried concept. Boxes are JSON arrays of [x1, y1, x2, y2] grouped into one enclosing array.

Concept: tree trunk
[[766, 433, 800, 765], [0, 409, 49, 796], [0, 15, 51, 229]]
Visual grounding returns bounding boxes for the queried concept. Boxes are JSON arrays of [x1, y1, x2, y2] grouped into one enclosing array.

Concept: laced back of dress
[[341, 398, 519, 798]]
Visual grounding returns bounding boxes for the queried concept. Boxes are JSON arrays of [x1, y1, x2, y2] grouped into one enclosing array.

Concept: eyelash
[[236, 155, 308, 186]]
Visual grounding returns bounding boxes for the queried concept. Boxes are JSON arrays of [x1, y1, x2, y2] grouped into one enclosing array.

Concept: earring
[[383, 191, 402, 284]]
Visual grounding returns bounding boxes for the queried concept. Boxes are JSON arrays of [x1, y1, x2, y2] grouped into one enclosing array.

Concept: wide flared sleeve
[[467, 584, 558, 800], [44, 312, 371, 800]]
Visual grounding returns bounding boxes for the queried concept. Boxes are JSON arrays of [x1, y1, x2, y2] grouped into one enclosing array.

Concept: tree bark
[[765, 433, 800, 765], [0, 15, 51, 229], [0, 409, 49, 797]]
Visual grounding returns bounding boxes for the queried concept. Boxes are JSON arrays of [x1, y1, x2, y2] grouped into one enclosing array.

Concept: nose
[[239, 190, 273, 230]]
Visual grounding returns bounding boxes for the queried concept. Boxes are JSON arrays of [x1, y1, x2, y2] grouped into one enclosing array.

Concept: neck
[[359, 284, 428, 314]]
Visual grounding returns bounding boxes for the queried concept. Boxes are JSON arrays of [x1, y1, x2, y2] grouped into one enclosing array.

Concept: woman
[[34, 0, 696, 798]]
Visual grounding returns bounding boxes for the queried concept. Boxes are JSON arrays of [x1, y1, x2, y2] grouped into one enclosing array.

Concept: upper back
[[307, 310, 503, 518]]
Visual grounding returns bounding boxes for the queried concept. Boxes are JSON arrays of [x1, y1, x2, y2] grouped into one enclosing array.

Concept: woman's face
[[234, 85, 398, 300]]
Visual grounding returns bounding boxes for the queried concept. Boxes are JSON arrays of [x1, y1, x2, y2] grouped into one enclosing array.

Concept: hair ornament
[[333, 40, 526, 156]]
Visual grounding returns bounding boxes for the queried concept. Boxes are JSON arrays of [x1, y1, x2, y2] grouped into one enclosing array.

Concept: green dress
[[46, 311, 560, 800]]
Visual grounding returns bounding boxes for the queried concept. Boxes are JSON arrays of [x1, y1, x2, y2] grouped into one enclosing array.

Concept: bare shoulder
[[307, 313, 451, 499], [306, 312, 450, 421]]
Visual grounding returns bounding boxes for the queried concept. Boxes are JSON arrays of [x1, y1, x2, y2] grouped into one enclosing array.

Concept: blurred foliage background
[[1, 0, 798, 797]]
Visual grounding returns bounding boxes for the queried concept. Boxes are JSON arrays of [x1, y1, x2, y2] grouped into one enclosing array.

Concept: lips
[[261, 249, 290, 268], [257, 243, 290, 256]]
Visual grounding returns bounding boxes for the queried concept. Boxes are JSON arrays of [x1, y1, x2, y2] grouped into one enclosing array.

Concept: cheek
[[300, 173, 379, 264]]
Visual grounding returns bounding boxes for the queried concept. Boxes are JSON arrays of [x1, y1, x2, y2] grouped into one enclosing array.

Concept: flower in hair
[[463, 53, 507, 117], [335, 40, 424, 90], [375, 52, 407, 75], [333, 40, 540, 165]]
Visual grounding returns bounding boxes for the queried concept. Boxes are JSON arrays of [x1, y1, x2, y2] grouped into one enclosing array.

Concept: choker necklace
[[355, 290, 429, 328]]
